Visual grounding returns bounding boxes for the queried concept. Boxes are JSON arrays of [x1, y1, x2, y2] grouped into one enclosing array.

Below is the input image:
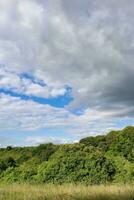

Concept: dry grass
[[0, 183, 133, 200]]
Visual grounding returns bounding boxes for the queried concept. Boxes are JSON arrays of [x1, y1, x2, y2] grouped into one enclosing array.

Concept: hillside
[[0, 126, 134, 184]]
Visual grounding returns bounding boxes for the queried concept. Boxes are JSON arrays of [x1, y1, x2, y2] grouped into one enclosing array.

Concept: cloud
[[0, 93, 130, 135], [0, 0, 134, 142], [0, 66, 68, 98], [26, 136, 74, 145], [0, 0, 134, 110]]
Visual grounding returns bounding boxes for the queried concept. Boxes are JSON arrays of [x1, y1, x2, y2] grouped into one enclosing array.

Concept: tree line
[[0, 126, 133, 184]]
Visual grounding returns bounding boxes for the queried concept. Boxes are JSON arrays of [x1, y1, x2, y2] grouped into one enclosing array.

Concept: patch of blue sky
[[0, 128, 78, 147], [71, 108, 85, 116], [116, 118, 134, 129], [19, 72, 46, 86], [24, 127, 77, 140], [0, 87, 73, 108]]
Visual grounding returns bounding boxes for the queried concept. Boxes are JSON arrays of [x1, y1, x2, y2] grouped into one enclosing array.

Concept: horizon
[[0, 0, 134, 147], [0, 125, 133, 148]]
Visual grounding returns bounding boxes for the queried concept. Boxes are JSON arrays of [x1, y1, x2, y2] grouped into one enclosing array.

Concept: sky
[[0, 0, 134, 147]]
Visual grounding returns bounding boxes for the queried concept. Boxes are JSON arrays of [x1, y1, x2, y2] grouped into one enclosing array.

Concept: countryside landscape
[[0, 126, 134, 199], [0, 0, 134, 199]]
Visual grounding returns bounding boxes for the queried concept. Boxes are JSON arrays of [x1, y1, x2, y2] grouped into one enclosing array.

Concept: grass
[[0, 183, 133, 200]]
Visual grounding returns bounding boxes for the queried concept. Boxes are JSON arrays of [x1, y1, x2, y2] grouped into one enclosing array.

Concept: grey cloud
[[0, 0, 134, 122]]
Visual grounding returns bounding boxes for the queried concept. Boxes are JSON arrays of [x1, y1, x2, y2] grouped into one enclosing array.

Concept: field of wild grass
[[0, 184, 134, 200]]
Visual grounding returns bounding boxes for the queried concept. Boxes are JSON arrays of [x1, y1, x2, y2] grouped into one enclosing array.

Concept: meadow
[[0, 184, 134, 200]]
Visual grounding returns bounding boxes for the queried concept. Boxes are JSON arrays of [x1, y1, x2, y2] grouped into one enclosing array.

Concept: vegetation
[[0, 184, 134, 200], [0, 126, 133, 184]]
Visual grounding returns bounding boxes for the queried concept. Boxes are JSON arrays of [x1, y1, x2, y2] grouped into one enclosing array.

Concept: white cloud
[[0, 66, 68, 98], [26, 136, 73, 145], [0, 93, 130, 136], [0, 0, 134, 143], [0, 0, 133, 110], [0, 67, 21, 89]]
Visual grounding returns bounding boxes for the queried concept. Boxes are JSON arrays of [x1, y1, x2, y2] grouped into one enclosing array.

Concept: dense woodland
[[0, 126, 134, 184]]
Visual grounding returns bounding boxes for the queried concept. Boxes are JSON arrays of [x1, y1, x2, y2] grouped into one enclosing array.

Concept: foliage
[[0, 126, 134, 184]]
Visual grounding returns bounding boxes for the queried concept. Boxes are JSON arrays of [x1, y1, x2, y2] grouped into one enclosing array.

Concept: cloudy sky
[[0, 0, 134, 146]]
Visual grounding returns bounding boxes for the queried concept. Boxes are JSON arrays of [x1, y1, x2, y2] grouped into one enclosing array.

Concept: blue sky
[[0, 0, 134, 146]]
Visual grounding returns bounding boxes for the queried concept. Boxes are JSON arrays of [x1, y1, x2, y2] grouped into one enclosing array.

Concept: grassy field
[[0, 184, 134, 200]]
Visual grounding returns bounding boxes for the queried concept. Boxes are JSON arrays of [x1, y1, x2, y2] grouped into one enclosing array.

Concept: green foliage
[[109, 126, 134, 159], [0, 157, 16, 174], [0, 126, 134, 184], [32, 143, 59, 162]]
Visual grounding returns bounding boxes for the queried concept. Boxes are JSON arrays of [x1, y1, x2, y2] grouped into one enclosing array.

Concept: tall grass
[[0, 184, 133, 200]]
